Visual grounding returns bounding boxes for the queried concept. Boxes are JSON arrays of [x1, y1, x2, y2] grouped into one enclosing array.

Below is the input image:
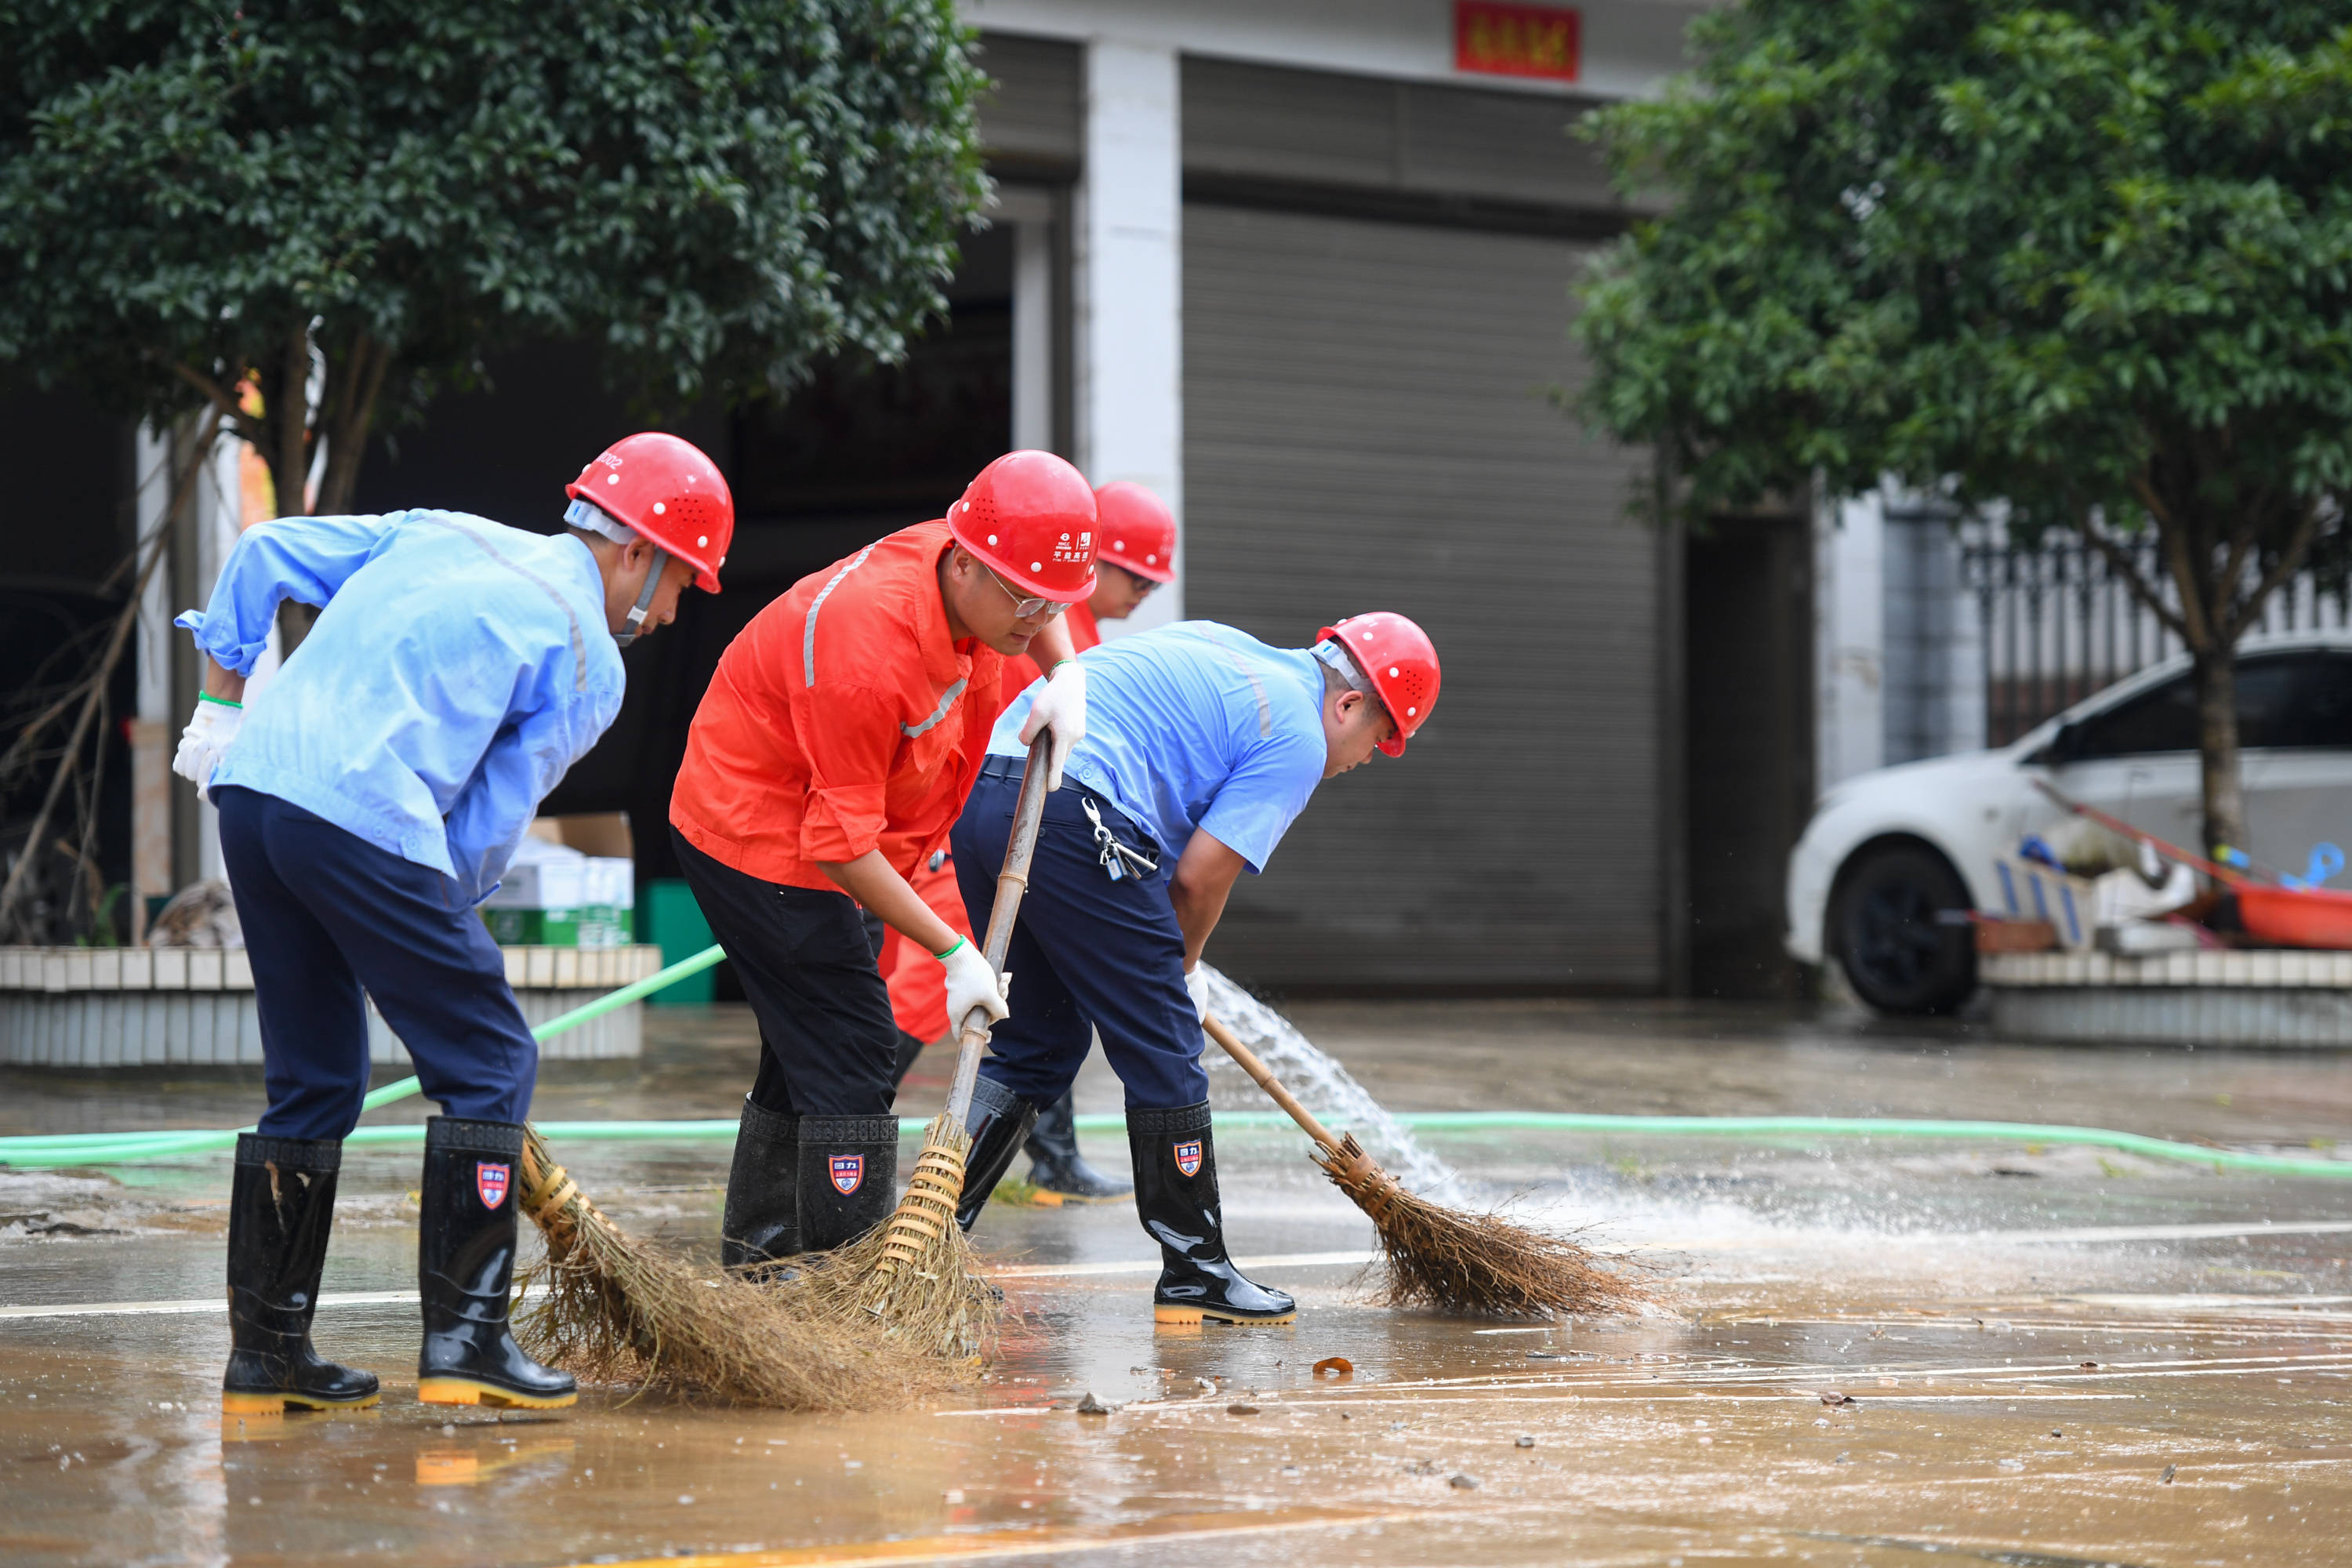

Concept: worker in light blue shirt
[[947, 613, 1443, 1329], [171, 433, 731, 1420]]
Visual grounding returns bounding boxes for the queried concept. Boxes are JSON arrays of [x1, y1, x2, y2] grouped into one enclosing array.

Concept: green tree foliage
[[1575, 1, 2352, 851], [0, 0, 986, 519]]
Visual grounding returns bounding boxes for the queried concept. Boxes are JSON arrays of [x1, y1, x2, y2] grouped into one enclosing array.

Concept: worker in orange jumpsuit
[[669, 452, 1096, 1272], [880, 482, 1176, 1203]]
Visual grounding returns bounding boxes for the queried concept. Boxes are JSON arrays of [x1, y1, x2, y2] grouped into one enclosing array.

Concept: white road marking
[[3, 1218, 2343, 1322]]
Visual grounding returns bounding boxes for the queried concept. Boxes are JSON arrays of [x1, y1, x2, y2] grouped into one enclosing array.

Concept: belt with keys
[[1082, 797, 1160, 883]]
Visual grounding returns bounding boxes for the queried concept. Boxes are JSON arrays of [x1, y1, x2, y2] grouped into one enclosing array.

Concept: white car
[[1786, 630, 2352, 1014]]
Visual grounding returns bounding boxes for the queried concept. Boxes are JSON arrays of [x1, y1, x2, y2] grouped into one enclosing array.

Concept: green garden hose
[[2, 941, 2346, 1181]]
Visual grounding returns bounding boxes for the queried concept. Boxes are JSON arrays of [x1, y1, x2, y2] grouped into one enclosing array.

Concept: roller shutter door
[[1183, 204, 1660, 992]]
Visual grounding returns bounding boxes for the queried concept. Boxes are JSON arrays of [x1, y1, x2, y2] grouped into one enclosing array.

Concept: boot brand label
[[829, 1154, 865, 1195], [476, 1161, 510, 1210], [1173, 1140, 1203, 1178]]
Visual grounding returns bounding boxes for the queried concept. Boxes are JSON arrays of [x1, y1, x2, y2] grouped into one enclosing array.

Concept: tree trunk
[[2190, 644, 2245, 858]]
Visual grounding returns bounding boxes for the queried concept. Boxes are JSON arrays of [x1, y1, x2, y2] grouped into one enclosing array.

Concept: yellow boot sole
[[1153, 1304, 1298, 1327], [416, 1377, 578, 1410], [222, 1388, 382, 1416]]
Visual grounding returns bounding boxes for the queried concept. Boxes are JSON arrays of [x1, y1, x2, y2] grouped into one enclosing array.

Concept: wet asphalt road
[[2, 998, 2347, 1566]]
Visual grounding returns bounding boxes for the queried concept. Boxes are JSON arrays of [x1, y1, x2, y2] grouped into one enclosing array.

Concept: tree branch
[[278, 320, 312, 514], [2156, 503, 2217, 652], [319, 331, 390, 516], [0, 408, 226, 940], [2080, 517, 2189, 641], [166, 360, 267, 448], [2223, 499, 2325, 644]]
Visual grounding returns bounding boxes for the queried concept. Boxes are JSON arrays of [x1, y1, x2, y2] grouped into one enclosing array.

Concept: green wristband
[[198, 692, 241, 710], [1050, 659, 1076, 673], [933, 936, 967, 962]]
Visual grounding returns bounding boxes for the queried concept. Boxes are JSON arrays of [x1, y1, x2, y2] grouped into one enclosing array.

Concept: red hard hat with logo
[[1092, 481, 1176, 583], [566, 433, 734, 593], [1316, 612, 1440, 757], [949, 451, 1098, 603]]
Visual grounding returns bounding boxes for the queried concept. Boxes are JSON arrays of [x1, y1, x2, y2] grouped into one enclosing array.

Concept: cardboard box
[[480, 905, 635, 949]]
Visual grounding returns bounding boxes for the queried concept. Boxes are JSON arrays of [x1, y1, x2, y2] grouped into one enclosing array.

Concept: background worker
[[880, 481, 1178, 1203], [669, 451, 1095, 1276], [172, 434, 729, 1414], [947, 613, 1441, 1325]]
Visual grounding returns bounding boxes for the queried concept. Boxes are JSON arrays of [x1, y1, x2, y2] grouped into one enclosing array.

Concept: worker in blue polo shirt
[[172, 434, 731, 1417], [946, 613, 1441, 1325]]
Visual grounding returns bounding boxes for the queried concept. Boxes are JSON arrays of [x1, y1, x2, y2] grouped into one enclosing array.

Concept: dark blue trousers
[[951, 763, 1207, 1111], [215, 787, 539, 1139]]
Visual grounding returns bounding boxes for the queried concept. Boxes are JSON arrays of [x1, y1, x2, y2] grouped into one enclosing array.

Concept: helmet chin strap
[[614, 547, 670, 648]]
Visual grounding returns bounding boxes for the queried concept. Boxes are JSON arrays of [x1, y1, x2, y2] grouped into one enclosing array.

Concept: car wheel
[[1829, 844, 1976, 1015]]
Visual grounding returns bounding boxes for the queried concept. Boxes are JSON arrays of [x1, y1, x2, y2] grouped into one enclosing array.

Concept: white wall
[[1815, 490, 1886, 790]]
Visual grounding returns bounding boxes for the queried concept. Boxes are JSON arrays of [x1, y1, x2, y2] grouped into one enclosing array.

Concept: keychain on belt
[[1083, 797, 1160, 883]]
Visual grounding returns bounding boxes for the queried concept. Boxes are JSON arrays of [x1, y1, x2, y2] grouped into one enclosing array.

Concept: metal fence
[[1961, 528, 2351, 746]]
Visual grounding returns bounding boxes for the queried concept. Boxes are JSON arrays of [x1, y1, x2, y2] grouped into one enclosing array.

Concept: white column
[[1011, 216, 1055, 453], [1076, 38, 1183, 637], [131, 426, 176, 937], [1815, 488, 1886, 789], [192, 437, 281, 885]]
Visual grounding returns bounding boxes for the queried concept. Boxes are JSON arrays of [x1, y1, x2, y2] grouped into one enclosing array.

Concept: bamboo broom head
[[791, 1114, 1002, 1360], [1316, 1134, 1651, 1319], [513, 1127, 954, 1409]]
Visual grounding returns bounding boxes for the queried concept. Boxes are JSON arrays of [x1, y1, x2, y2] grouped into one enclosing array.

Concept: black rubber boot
[[797, 1114, 898, 1253], [953, 1075, 1044, 1231], [416, 1116, 576, 1410], [720, 1098, 800, 1276], [221, 1134, 380, 1414], [1130, 1103, 1296, 1326], [1023, 1092, 1133, 1203]]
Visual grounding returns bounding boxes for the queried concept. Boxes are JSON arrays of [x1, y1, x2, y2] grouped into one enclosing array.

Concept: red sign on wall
[[1455, 2, 1581, 83]]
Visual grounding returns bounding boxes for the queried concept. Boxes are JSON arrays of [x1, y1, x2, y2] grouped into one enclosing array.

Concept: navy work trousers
[[214, 786, 538, 1140], [950, 761, 1207, 1111]]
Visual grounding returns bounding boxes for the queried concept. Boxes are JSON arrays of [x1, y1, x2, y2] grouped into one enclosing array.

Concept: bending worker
[[669, 450, 1094, 1276], [880, 481, 1178, 1203], [172, 434, 731, 1414], [948, 612, 1441, 1325]]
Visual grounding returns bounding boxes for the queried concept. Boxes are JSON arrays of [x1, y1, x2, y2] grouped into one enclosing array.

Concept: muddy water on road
[[2, 1000, 2347, 1566]]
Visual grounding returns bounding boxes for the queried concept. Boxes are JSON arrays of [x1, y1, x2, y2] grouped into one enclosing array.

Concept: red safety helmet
[[1092, 481, 1176, 583], [565, 433, 734, 593], [1317, 612, 1441, 757], [949, 451, 1098, 603]]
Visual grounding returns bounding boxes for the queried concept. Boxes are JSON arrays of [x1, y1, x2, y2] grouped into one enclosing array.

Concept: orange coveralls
[[671, 519, 1003, 895]]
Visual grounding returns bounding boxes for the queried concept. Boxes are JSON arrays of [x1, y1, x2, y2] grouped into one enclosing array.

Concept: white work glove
[[938, 938, 1011, 1031], [171, 695, 243, 800], [1018, 659, 1087, 792], [1185, 965, 1210, 1023]]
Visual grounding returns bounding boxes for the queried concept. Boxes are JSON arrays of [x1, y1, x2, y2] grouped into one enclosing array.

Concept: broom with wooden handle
[[1203, 1013, 1648, 1319], [796, 736, 1054, 1356], [492, 953, 943, 1406]]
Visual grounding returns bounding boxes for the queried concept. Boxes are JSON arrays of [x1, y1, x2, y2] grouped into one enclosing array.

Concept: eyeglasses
[[984, 567, 1069, 621], [1113, 564, 1161, 597]]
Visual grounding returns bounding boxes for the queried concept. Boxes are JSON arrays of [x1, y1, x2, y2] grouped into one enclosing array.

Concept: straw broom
[[793, 739, 1054, 1356], [485, 951, 945, 1406], [1203, 1014, 1648, 1319], [514, 1126, 948, 1407]]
